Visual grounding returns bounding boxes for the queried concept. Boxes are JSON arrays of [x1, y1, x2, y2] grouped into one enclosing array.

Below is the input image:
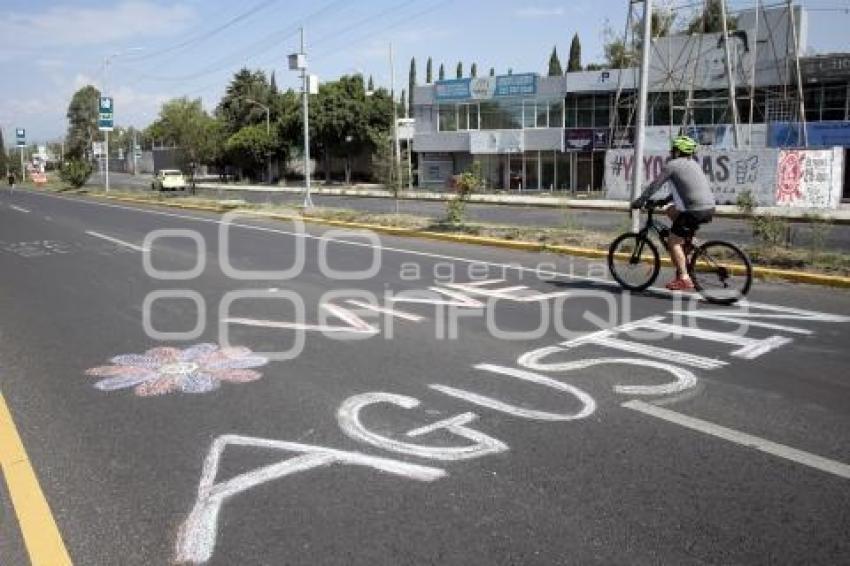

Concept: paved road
[[1, 188, 848, 565], [91, 173, 850, 252]]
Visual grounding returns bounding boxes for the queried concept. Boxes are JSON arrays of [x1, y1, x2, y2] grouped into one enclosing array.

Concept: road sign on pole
[[98, 97, 114, 132], [15, 128, 25, 147]]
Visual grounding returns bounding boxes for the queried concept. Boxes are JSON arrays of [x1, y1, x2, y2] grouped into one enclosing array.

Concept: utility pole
[[788, 0, 808, 147], [631, 0, 653, 232], [301, 28, 313, 208], [390, 42, 402, 195], [719, 0, 741, 148], [132, 130, 138, 175]]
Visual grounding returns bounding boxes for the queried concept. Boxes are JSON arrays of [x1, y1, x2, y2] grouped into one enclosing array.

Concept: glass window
[[576, 95, 594, 127], [822, 84, 848, 121], [522, 100, 535, 128], [468, 103, 480, 130], [549, 100, 564, 128], [438, 105, 457, 131], [594, 95, 610, 128], [536, 102, 549, 128]]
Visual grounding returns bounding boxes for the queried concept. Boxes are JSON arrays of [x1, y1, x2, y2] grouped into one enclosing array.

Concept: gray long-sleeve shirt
[[638, 157, 716, 212]]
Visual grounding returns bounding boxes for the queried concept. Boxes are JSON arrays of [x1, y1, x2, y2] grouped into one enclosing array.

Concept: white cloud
[[516, 7, 566, 18], [0, 1, 195, 48]]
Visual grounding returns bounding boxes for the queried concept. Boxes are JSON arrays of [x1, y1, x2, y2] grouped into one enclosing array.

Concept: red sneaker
[[665, 278, 695, 291]]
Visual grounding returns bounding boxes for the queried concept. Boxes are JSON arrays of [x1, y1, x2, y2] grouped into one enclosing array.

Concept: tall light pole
[[102, 47, 143, 193], [631, 0, 652, 232], [245, 98, 272, 184], [289, 28, 313, 208], [390, 42, 402, 194]]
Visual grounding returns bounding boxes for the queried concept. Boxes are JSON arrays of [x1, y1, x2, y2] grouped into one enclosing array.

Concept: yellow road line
[[0, 392, 72, 566]]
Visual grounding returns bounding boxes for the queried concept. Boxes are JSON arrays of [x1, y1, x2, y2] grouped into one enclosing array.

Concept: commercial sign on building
[[469, 131, 524, 154], [801, 55, 850, 84], [604, 147, 844, 208], [435, 73, 537, 101]]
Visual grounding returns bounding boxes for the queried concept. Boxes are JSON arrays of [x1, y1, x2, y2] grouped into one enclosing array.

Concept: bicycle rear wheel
[[608, 233, 660, 292], [689, 240, 752, 305]]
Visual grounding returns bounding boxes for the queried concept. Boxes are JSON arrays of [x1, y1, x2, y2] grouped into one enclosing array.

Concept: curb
[[74, 192, 850, 290]]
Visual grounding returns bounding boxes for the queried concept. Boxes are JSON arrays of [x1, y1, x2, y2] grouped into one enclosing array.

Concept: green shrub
[[58, 160, 93, 189], [445, 162, 483, 224]]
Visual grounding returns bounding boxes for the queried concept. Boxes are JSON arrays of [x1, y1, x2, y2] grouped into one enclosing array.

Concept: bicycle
[[608, 200, 752, 305]]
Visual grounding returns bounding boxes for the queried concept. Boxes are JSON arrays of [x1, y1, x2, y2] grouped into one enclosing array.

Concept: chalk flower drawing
[[85, 343, 269, 396]]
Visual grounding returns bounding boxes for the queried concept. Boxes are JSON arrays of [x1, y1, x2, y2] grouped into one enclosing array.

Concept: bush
[[736, 189, 789, 248], [58, 160, 93, 189], [445, 162, 483, 224]]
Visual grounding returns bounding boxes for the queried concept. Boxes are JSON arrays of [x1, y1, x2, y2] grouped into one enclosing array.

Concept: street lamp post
[[102, 47, 142, 193], [289, 28, 314, 207], [245, 98, 272, 184]]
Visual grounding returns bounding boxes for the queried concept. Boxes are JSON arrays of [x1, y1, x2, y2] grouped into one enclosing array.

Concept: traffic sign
[[15, 128, 25, 147], [98, 97, 114, 131]]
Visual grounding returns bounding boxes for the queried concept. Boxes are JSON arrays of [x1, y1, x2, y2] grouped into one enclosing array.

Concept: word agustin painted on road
[[86, 343, 268, 396], [171, 279, 850, 563]]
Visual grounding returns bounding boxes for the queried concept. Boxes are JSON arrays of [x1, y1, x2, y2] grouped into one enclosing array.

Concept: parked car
[[151, 169, 187, 191]]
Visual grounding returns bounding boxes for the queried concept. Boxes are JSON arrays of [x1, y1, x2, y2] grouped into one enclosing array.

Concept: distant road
[[91, 173, 850, 252]]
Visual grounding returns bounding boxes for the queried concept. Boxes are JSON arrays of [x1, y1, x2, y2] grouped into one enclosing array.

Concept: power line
[[123, 0, 281, 63]]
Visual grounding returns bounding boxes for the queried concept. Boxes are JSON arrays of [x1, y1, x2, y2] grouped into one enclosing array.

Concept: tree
[[65, 85, 101, 160], [225, 124, 275, 181], [455, 62, 463, 79], [602, 21, 635, 69], [470, 62, 478, 77], [438, 63, 445, 81], [489, 67, 495, 76], [216, 68, 271, 135], [686, 0, 735, 34], [400, 89, 408, 119], [368, 75, 374, 91], [426, 57, 433, 83], [147, 97, 222, 183], [0, 129, 6, 175], [270, 71, 278, 96], [548, 46, 563, 76], [408, 57, 416, 116], [568, 33, 582, 72]]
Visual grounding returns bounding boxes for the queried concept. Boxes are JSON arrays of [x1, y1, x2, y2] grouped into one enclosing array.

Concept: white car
[[152, 169, 188, 191]]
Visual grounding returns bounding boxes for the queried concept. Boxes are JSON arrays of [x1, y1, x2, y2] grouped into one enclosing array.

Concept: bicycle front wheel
[[608, 233, 660, 292], [689, 240, 752, 305]]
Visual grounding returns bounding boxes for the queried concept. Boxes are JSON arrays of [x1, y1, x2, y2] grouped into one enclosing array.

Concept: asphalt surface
[[90, 172, 850, 252], [1, 186, 849, 565]]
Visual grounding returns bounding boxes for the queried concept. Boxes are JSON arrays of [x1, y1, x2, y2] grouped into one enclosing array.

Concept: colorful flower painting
[[85, 343, 269, 396]]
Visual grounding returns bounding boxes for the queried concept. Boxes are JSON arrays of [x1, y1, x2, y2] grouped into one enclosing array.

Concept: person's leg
[[668, 234, 691, 283]]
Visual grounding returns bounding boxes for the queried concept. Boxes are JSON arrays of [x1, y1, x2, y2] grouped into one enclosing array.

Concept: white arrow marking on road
[[10, 205, 30, 213], [623, 400, 850, 480], [84, 230, 148, 252]]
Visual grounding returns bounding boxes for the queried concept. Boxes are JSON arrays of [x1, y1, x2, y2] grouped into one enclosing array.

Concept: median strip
[[0, 392, 73, 565], [30, 189, 850, 289]]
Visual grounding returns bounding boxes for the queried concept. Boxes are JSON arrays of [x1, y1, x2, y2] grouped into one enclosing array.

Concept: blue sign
[[98, 96, 114, 131], [494, 73, 537, 97], [768, 121, 850, 148], [15, 128, 25, 147], [435, 73, 538, 101]]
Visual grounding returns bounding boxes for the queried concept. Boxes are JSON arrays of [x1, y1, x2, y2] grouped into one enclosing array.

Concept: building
[[411, 4, 849, 199]]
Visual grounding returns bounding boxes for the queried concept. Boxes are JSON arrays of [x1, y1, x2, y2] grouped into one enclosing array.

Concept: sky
[[1, 0, 848, 144]]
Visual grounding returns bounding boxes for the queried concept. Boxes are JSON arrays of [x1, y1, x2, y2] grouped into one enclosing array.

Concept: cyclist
[[630, 135, 716, 291]]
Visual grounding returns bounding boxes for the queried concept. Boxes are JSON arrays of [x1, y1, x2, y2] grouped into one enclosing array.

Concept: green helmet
[[671, 135, 698, 155]]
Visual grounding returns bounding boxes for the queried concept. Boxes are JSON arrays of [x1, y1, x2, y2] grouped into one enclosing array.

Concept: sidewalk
[[195, 182, 850, 223]]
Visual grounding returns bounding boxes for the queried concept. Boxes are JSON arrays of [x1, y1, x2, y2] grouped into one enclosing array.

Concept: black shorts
[[671, 209, 713, 238]]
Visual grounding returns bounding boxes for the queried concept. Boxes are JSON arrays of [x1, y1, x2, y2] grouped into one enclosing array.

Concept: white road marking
[[175, 434, 445, 563], [10, 205, 30, 213], [622, 400, 850, 480], [84, 230, 148, 252]]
